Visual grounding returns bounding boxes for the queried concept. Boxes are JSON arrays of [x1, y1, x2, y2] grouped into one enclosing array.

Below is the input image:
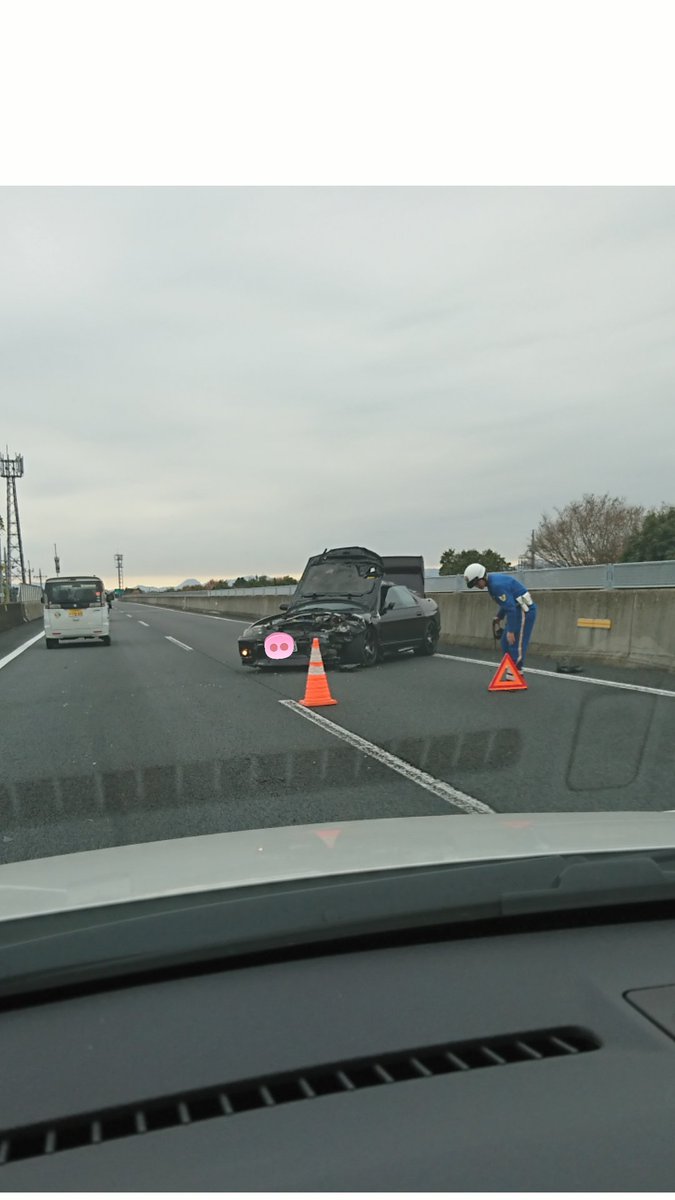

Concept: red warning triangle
[[488, 653, 527, 692], [315, 829, 341, 848]]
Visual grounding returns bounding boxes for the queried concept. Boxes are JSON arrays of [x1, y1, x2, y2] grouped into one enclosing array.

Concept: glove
[[492, 618, 504, 640]]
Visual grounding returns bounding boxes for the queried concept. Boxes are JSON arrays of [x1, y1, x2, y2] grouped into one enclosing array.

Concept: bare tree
[[532, 494, 649, 567]]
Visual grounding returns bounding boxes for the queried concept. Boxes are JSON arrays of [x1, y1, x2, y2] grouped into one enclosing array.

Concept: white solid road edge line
[[279, 698, 494, 815], [0, 630, 45, 672], [165, 635, 193, 652], [436, 653, 675, 700]]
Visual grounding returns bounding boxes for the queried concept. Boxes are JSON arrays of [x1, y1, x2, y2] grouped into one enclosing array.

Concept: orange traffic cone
[[299, 637, 338, 707]]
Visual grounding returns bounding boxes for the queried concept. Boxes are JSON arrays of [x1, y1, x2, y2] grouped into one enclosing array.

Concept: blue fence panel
[[428, 561, 675, 591]]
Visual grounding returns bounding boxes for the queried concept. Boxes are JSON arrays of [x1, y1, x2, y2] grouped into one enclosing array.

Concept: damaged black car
[[237, 546, 441, 669]]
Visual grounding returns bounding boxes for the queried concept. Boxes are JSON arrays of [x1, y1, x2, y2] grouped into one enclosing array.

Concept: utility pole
[[0, 449, 27, 590], [530, 529, 536, 569], [54, 544, 61, 575], [114, 553, 124, 591]]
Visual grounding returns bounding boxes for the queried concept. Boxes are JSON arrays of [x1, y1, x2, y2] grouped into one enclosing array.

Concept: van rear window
[[45, 580, 104, 609]]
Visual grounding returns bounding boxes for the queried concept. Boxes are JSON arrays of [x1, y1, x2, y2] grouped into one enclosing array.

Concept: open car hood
[[290, 546, 384, 607], [3, 812, 675, 921]]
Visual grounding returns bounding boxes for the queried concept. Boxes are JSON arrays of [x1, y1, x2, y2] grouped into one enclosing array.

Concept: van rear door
[[43, 577, 110, 643]]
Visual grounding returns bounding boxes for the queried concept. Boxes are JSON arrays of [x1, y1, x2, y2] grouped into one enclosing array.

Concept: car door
[[378, 585, 425, 649]]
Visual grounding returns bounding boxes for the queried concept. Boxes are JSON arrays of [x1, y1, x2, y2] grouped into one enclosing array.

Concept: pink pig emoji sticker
[[264, 632, 296, 660]]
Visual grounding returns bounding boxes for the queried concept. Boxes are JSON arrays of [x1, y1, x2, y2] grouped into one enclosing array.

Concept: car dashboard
[[3, 905, 675, 1189]]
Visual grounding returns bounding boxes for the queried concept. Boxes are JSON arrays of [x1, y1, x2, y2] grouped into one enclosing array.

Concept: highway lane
[[0, 607, 456, 866], [1, 602, 674, 866], [123, 602, 675, 813]]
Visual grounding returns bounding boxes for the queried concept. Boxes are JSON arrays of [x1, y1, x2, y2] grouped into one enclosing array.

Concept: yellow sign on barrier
[[577, 617, 612, 629]]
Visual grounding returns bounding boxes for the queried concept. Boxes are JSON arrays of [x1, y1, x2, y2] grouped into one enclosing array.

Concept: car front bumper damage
[[238, 611, 369, 668]]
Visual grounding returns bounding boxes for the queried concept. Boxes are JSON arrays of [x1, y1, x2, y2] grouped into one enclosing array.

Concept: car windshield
[[295, 561, 381, 599], [1, 61, 674, 958]]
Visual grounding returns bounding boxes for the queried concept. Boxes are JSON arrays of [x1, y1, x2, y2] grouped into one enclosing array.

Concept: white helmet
[[464, 562, 487, 588]]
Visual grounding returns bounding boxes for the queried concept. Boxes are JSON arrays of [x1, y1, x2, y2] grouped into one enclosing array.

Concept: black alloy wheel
[[414, 619, 439, 656], [361, 628, 380, 666]]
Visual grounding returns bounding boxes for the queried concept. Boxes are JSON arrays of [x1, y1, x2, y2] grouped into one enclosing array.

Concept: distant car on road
[[43, 576, 111, 648], [238, 546, 440, 669]]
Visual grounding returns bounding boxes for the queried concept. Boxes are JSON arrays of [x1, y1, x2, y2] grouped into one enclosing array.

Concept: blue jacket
[[486, 573, 536, 634]]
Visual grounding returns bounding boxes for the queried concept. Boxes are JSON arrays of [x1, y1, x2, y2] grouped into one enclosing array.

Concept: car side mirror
[[384, 601, 395, 612]]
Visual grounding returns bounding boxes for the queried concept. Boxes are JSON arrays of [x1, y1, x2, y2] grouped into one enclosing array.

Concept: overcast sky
[[1, 186, 673, 587]]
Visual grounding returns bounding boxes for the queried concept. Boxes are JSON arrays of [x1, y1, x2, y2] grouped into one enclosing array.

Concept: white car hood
[[2, 811, 675, 921]]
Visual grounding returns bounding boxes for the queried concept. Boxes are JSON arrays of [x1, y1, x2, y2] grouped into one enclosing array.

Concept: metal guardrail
[[610, 561, 675, 588], [132, 560, 675, 600], [429, 560, 675, 592]]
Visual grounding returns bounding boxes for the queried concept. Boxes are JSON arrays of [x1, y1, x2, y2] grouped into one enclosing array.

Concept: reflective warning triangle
[[488, 653, 528, 692], [315, 829, 341, 848]]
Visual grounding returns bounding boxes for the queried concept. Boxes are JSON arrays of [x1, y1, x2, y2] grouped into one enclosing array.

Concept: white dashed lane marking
[[280, 699, 494, 815], [124, 603, 245, 624], [165, 636, 193, 652]]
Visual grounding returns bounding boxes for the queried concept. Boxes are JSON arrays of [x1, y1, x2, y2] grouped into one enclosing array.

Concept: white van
[[43, 576, 111, 648]]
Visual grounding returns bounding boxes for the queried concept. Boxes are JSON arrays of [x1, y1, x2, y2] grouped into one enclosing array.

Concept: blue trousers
[[501, 605, 537, 667]]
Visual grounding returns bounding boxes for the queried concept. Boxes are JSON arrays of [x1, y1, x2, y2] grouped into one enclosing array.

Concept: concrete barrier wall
[[0, 603, 43, 632], [433, 589, 675, 671], [0, 605, 22, 633], [628, 591, 675, 670], [126, 593, 282, 621], [22, 603, 44, 622], [124, 589, 675, 671]]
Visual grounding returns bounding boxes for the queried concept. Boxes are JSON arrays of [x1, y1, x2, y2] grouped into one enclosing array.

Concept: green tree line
[[438, 495, 674, 575]]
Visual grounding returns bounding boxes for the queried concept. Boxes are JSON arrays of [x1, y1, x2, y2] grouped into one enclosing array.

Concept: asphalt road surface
[[1, 602, 674, 866]]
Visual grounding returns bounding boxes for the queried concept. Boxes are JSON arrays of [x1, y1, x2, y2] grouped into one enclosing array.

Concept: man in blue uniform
[[463, 563, 537, 669]]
